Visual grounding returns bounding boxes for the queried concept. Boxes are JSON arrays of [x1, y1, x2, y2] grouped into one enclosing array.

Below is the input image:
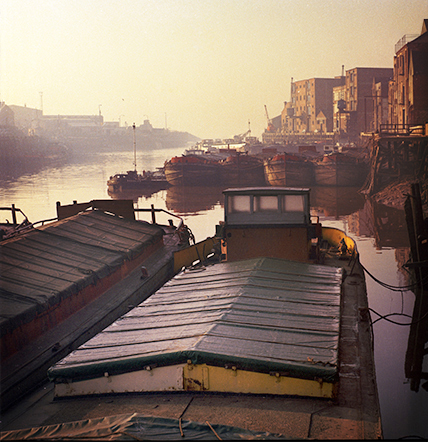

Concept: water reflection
[[107, 188, 163, 202], [166, 186, 225, 214], [310, 186, 365, 218], [308, 186, 411, 251], [362, 198, 410, 249]]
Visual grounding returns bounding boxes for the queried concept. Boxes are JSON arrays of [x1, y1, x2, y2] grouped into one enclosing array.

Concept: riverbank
[[371, 176, 428, 212]]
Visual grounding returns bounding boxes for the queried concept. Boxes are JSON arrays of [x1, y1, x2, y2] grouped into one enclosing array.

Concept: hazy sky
[[1, 0, 427, 139]]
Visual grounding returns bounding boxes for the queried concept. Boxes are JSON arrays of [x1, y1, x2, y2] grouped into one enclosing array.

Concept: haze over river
[[1, 146, 427, 439]]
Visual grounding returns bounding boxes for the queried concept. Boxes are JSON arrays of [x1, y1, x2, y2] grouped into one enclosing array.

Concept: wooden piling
[[404, 182, 428, 391]]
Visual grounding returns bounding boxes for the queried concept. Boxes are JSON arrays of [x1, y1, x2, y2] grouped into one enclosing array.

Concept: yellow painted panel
[[54, 365, 184, 397], [183, 363, 336, 399], [173, 237, 219, 273], [322, 227, 356, 255], [56, 363, 336, 398]]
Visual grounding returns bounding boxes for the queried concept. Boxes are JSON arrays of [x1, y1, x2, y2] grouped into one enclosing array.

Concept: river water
[[1, 146, 427, 439]]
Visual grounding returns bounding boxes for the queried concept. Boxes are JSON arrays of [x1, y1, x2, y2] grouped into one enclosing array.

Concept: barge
[[264, 153, 314, 187], [164, 155, 221, 186], [107, 168, 169, 193], [220, 153, 266, 186], [164, 152, 267, 187], [0, 199, 188, 411], [313, 152, 368, 186], [1, 188, 382, 439]]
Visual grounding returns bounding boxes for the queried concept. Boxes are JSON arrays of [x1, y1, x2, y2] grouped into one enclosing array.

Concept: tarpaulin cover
[[0, 211, 163, 336], [0, 413, 291, 440], [49, 257, 343, 383]]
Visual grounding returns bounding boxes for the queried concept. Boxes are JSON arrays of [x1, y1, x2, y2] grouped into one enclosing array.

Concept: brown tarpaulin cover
[[0, 413, 289, 440]]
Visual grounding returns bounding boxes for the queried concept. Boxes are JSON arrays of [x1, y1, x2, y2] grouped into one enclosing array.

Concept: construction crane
[[264, 105, 276, 132], [234, 120, 252, 142]]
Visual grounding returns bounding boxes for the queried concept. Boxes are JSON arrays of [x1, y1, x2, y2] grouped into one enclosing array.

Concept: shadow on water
[[362, 197, 411, 249], [310, 186, 366, 218]]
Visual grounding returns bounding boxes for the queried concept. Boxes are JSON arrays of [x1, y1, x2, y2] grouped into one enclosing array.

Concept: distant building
[[140, 119, 153, 132], [333, 67, 393, 140], [39, 114, 104, 138], [102, 121, 123, 136], [289, 76, 345, 135], [6, 104, 104, 138], [372, 76, 390, 132], [8, 105, 42, 133], [0, 103, 15, 127], [346, 67, 392, 136], [263, 76, 345, 144], [389, 19, 428, 128], [333, 83, 351, 137]]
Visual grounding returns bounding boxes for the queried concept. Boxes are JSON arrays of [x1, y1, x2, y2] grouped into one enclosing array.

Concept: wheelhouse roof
[[223, 187, 311, 195]]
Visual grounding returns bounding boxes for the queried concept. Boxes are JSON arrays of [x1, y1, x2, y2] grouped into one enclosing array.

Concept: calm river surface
[[1, 146, 427, 439]]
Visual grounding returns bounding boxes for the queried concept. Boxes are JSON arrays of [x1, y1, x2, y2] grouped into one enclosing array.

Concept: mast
[[133, 123, 137, 171]]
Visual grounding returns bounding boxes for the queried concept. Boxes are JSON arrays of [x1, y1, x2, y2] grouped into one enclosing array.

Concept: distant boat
[[220, 152, 266, 186], [164, 155, 221, 186], [107, 168, 168, 193], [313, 152, 368, 186], [264, 153, 314, 187], [184, 140, 245, 160], [107, 123, 169, 192]]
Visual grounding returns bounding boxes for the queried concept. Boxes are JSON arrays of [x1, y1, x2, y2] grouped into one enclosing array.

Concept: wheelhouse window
[[225, 189, 310, 226], [228, 195, 251, 213], [254, 195, 278, 212], [282, 194, 304, 212]]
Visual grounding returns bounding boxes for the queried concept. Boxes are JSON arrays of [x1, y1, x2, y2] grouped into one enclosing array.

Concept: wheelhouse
[[219, 187, 320, 263]]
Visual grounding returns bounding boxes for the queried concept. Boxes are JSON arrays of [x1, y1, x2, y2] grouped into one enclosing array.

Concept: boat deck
[[0, 253, 382, 439]]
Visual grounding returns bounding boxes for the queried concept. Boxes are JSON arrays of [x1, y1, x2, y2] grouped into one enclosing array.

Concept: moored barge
[[107, 168, 168, 193], [313, 152, 368, 186], [220, 153, 266, 186], [0, 199, 188, 411], [264, 153, 314, 187], [164, 155, 221, 186], [1, 188, 382, 439]]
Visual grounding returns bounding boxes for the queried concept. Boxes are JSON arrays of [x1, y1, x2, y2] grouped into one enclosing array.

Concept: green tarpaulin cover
[[49, 257, 343, 383]]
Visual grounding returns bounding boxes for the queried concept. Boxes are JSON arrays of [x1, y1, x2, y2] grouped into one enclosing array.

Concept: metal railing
[[134, 204, 184, 229], [379, 124, 425, 136], [395, 34, 419, 53], [1, 202, 191, 243], [0, 204, 27, 225]]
